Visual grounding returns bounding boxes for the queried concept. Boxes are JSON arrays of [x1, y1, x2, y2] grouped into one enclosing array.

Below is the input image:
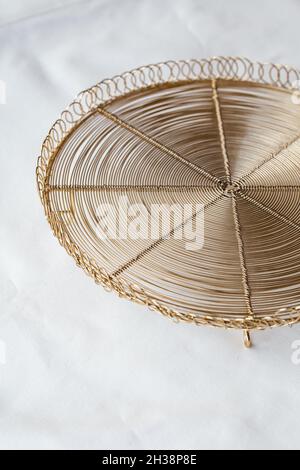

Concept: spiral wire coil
[[36, 57, 300, 330]]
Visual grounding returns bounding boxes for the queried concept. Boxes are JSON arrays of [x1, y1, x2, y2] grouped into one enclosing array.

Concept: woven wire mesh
[[36, 57, 300, 330]]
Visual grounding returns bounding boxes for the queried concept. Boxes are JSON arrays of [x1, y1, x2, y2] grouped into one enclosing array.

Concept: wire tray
[[36, 57, 300, 346]]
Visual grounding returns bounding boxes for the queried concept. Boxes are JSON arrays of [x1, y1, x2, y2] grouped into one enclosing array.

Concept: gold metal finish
[[243, 330, 252, 348], [36, 57, 300, 334]]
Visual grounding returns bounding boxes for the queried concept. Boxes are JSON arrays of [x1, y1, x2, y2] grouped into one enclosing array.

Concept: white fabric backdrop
[[1, 0, 300, 450]]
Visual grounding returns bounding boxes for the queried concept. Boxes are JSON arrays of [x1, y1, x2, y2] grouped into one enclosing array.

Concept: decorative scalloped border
[[36, 56, 300, 330]]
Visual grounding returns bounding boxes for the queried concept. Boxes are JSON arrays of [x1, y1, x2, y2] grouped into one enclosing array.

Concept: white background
[[1, 0, 300, 450]]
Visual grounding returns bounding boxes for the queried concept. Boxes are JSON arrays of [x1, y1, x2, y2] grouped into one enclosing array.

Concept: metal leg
[[243, 330, 252, 348]]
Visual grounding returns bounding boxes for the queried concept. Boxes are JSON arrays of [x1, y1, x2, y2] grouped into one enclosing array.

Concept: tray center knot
[[220, 180, 241, 197]]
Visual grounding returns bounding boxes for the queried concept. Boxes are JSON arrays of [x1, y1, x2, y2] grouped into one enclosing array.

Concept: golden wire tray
[[36, 57, 300, 347]]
